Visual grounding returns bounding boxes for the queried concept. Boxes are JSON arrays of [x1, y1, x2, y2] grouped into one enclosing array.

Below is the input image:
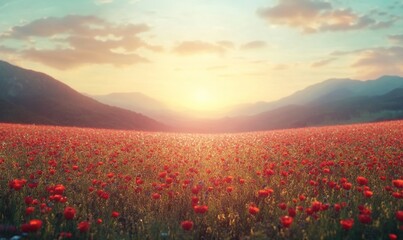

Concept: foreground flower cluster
[[0, 121, 402, 239]]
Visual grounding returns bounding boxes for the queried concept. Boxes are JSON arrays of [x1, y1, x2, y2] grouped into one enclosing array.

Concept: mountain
[[1, 59, 402, 133], [244, 87, 403, 131], [0, 60, 168, 131], [179, 87, 403, 133], [228, 76, 403, 116], [89, 92, 234, 125], [91, 92, 168, 115], [90, 75, 403, 133], [89, 92, 185, 125]]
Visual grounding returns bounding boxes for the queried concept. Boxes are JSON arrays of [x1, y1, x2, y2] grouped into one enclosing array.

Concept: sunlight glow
[[194, 88, 211, 104], [190, 88, 212, 109]]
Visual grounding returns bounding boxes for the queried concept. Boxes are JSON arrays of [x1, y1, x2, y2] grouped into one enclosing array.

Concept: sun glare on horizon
[[189, 88, 215, 111]]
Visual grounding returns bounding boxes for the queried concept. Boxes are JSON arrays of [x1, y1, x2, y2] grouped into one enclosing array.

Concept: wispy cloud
[[173, 41, 233, 56], [351, 47, 403, 78], [94, 0, 113, 5], [272, 63, 289, 70], [240, 41, 267, 50], [257, 0, 396, 33], [389, 34, 403, 44], [0, 15, 160, 69], [311, 58, 336, 68], [0, 45, 14, 54], [206, 65, 227, 71]]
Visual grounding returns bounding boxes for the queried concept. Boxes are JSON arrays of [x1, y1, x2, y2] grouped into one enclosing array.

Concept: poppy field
[[0, 121, 402, 239]]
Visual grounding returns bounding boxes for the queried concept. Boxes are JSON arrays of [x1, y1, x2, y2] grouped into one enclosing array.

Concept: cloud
[[351, 47, 403, 78], [216, 41, 235, 49], [389, 34, 403, 44], [257, 0, 395, 33], [272, 64, 289, 70], [311, 58, 336, 68], [173, 41, 233, 55], [0, 45, 15, 54], [0, 15, 160, 69], [94, 0, 113, 5], [329, 46, 403, 78], [206, 65, 227, 71], [241, 41, 267, 50], [21, 48, 148, 70]]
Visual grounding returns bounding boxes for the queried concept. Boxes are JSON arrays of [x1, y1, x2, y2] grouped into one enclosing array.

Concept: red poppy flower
[[152, 193, 161, 200], [288, 208, 296, 217], [54, 184, 66, 194], [392, 179, 403, 188], [29, 219, 42, 231], [22, 219, 43, 232], [389, 233, 397, 240], [191, 196, 199, 206], [342, 182, 352, 190], [165, 177, 173, 184], [193, 205, 208, 214], [9, 179, 26, 191], [358, 214, 372, 224], [21, 224, 31, 233], [25, 207, 35, 215], [112, 211, 120, 218], [191, 186, 200, 195], [158, 171, 167, 178], [280, 216, 293, 228], [278, 203, 287, 210], [363, 190, 373, 198], [64, 207, 76, 220], [340, 219, 354, 230], [311, 201, 322, 212], [392, 192, 403, 199], [389, 234, 398, 240], [181, 220, 193, 231], [356, 177, 368, 186], [77, 221, 90, 232], [225, 176, 233, 183], [258, 189, 273, 198], [136, 178, 144, 185], [226, 186, 233, 193], [248, 206, 260, 215], [396, 211, 403, 222]]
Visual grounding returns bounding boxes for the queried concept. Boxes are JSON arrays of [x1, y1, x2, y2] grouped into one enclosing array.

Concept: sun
[[191, 88, 214, 110], [180, 87, 224, 113], [194, 89, 210, 103]]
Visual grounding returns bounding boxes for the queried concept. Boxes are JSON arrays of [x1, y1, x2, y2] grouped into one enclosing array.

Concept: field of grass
[[0, 121, 402, 239]]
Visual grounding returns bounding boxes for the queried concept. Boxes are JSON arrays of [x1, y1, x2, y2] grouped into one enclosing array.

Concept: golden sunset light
[[1, 0, 401, 115], [1, 1, 403, 239]]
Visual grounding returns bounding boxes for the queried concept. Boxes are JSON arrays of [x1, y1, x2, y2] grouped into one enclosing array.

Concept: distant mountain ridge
[[0, 60, 402, 133], [228, 76, 403, 117], [175, 87, 403, 133], [92, 92, 167, 113], [0, 60, 168, 131], [90, 92, 180, 124], [92, 75, 403, 132]]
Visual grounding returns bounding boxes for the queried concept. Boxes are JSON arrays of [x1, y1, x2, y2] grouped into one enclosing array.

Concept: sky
[[0, 0, 402, 112]]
